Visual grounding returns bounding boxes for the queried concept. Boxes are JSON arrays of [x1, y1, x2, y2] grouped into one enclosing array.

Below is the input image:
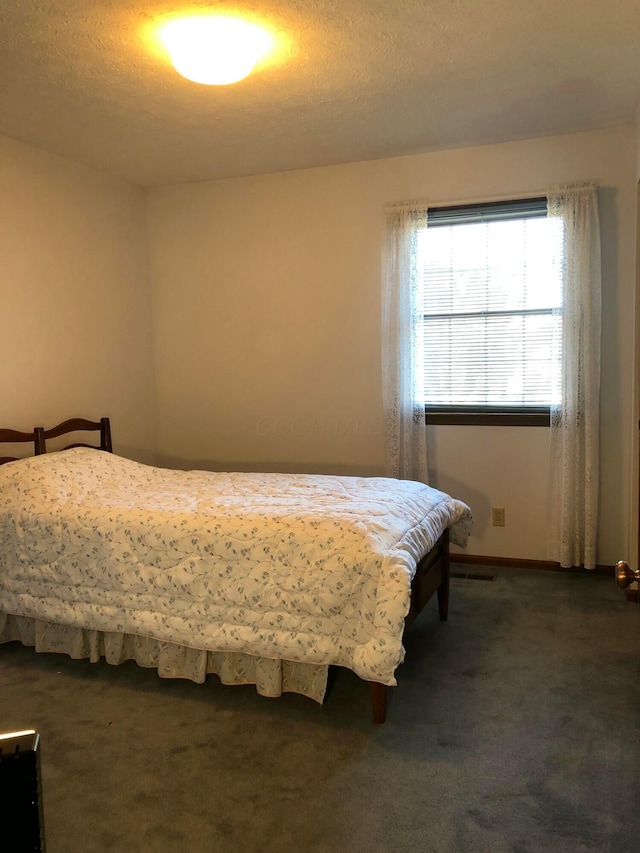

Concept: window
[[417, 198, 564, 425]]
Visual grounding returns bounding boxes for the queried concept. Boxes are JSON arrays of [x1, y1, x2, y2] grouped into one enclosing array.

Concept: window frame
[[420, 196, 556, 427], [425, 407, 550, 427]]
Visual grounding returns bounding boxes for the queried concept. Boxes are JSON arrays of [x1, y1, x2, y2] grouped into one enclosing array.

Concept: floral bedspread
[[0, 449, 472, 686]]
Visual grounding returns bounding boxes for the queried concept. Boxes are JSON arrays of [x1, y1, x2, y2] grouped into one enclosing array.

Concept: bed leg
[[371, 682, 387, 724], [437, 577, 449, 622], [437, 532, 450, 622]]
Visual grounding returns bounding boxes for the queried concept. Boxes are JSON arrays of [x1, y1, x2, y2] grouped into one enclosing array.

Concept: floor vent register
[[450, 572, 497, 582]]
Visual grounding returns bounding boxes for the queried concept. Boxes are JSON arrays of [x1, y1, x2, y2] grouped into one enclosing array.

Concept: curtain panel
[[548, 184, 601, 569], [381, 206, 429, 483]]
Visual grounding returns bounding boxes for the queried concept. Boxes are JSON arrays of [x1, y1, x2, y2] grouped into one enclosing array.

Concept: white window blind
[[417, 199, 564, 410]]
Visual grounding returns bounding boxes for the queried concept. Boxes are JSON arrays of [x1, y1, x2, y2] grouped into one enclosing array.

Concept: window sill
[[425, 409, 550, 427]]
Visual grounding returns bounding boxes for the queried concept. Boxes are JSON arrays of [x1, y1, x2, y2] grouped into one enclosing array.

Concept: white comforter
[[0, 449, 472, 686]]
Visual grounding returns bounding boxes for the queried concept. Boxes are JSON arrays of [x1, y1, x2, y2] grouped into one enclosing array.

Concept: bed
[[0, 418, 472, 722]]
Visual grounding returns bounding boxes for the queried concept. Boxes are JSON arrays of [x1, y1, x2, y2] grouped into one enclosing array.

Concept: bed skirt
[[0, 612, 329, 704]]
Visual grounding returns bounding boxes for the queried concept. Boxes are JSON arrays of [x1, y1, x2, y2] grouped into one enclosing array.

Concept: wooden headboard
[[0, 428, 45, 466], [35, 418, 112, 454], [0, 418, 112, 465]]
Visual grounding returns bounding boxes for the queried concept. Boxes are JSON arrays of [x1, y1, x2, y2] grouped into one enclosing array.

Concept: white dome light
[[161, 16, 274, 85]]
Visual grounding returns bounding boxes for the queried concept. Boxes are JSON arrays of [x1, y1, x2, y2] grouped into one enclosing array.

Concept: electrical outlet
[[492, 507, 505, 527]]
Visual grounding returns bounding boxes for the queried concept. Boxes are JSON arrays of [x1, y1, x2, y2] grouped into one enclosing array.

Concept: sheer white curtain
[[381, 205, 429, 482], [548, 184, 601, 569]]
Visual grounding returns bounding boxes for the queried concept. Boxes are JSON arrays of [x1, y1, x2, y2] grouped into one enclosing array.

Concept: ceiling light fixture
[[160, 16, 274, 85]]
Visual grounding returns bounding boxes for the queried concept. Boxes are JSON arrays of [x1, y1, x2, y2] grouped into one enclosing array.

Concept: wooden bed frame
[[372, 528, 449, 722], [35, 417, 112, 454], [1, 416, 450, 724], [0, 428, 45, 465], [0, 419, 111, 466]]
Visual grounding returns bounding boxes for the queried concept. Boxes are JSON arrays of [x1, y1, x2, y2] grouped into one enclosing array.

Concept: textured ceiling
[[1, 0, 640, 187]]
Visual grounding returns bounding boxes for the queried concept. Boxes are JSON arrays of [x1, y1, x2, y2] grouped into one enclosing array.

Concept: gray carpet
[[2, 566, 639, 852]]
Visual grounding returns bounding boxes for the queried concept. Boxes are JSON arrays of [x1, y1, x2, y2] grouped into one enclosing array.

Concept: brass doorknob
[[615, 560, 640, 590]]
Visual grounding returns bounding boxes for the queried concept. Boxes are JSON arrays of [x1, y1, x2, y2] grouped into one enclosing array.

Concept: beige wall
[[0, 135, 158, 462], [3, 127, 633, 566], [147, 126, 637, 566]]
